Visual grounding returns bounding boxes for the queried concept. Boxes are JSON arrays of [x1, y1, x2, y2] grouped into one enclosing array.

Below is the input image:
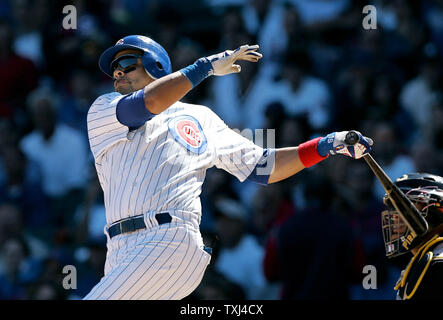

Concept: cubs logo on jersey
[[168, 115, 207, 154]]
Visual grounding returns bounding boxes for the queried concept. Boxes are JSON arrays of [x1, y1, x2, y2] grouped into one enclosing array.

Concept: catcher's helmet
[[382, 173, 443, 257], [99, 35, 172, 79]]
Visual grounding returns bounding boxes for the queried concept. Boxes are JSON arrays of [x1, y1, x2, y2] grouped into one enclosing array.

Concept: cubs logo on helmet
[[168, 115, 207, 154]]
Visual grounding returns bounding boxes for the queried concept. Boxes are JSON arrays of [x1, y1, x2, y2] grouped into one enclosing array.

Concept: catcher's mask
[[382, 173, 443, 257]]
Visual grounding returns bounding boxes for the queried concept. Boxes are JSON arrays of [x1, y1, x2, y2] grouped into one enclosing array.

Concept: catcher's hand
[[317, 130, 373, 159], [205, 44, 262, 76]]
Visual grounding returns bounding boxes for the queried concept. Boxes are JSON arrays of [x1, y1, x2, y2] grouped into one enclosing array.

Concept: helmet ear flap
[[156, 61, 164, 71], [140, 51, 171, 79]]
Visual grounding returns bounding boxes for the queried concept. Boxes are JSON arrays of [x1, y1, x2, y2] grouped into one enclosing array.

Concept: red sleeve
[[298, 137, 329, 167]]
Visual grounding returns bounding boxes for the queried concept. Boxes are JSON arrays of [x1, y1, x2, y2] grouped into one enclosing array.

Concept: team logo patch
[[168, 115, 207, 154], [116, 39, 124, 45]]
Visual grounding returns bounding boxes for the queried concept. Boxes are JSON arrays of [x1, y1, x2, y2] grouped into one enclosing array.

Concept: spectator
[[190, 268, 246, 300], [334, 65, 373, 130], [0, 203, 49, 259], [0, 118, 19, 186], [200, 168, 239, 232], [338, 161, 385, 256], [11, 0, 49, 69], [0, 145, 50, 231], [26, 279, 68, 300], [190, 228, 246, 300], [250, 182, 295, 240], [213, 197, 270, 299], [423, 0, 443, 53], [0, 237, 43, 299], [369, 122, 416, 199], [242, 0, 288, 64], [259, 101, 290, 151], [410, 141, 442, 176], [58, 69, 98, 136], [209, 30, 278, 129], [278, 114, 311, 148], [371, 0, 399, 31], [392, 3, 429, 59], [216, 5, 248, 50], [171, 38, 207, 106], [41, 1, 105, 81], [244, 49, 331, 131], [20, 87, 88, 232], [0, 18, 38, 119], [289, 0, 351, 26], [0, 118, 20, 152], [69, 242, 106, 299], [366, 71, 414, 142], [338, 161, 400, 300], [368, 73, 401, 122], [425, 94, 443, 151], [0, 204, 23, 249], [241, 0, 282, 41], [264, 174, 361, 299], [399, 46, 442, 138], [74, 173, 107, 246]]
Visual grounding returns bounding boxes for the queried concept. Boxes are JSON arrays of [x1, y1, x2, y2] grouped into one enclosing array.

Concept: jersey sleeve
[[116, 88, 155, 129], [207, 109, 264, 182], [87, 93, 129, 160]]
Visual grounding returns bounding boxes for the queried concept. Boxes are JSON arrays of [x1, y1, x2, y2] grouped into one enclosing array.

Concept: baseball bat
[[344, 131, 428, 242]]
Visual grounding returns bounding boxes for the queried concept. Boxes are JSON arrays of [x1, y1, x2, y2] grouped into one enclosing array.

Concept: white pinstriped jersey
[[87, 92, 264, 226]]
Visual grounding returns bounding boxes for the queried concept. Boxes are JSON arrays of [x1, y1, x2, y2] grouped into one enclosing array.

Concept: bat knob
[[345, 130, 360, 145]]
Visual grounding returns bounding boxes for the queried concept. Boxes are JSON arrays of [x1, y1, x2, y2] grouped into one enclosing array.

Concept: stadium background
[[0, 0, 442, 300]]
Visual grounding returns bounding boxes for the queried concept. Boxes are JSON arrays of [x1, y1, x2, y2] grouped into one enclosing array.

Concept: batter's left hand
[[205, 44, 262, 76], [317, 130, 373, 159]]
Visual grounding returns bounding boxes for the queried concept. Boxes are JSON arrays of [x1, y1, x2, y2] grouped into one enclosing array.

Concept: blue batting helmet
[[99, 35, 172, 79]]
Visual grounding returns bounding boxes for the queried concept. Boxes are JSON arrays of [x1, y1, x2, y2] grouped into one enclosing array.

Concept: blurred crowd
[[0, 0, 442, 300]]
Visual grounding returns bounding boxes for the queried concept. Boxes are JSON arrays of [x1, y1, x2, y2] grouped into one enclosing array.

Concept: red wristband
[[298, 137, 329, 168]]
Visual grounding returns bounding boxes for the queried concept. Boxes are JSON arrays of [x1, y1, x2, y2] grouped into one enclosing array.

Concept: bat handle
[[344, 130, 360, 145]]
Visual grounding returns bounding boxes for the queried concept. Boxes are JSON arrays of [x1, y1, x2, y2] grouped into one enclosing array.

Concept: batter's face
[[112, 49, 154, 94]]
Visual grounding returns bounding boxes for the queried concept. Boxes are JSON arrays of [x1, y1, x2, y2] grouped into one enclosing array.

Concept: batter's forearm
[[268, 147, 305, 184], [144, 71, 193, 114]]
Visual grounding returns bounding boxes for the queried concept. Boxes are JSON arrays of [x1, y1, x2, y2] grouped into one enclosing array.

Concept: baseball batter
[[84, 35, 373, 300]]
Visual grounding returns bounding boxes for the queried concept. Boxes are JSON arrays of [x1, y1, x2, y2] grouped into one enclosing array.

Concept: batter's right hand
[[205, 45, 262, 76]]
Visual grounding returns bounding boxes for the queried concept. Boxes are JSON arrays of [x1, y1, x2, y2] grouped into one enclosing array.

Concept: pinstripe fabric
[[85, 93, 264, 300], [84, 221, 211, 300]]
